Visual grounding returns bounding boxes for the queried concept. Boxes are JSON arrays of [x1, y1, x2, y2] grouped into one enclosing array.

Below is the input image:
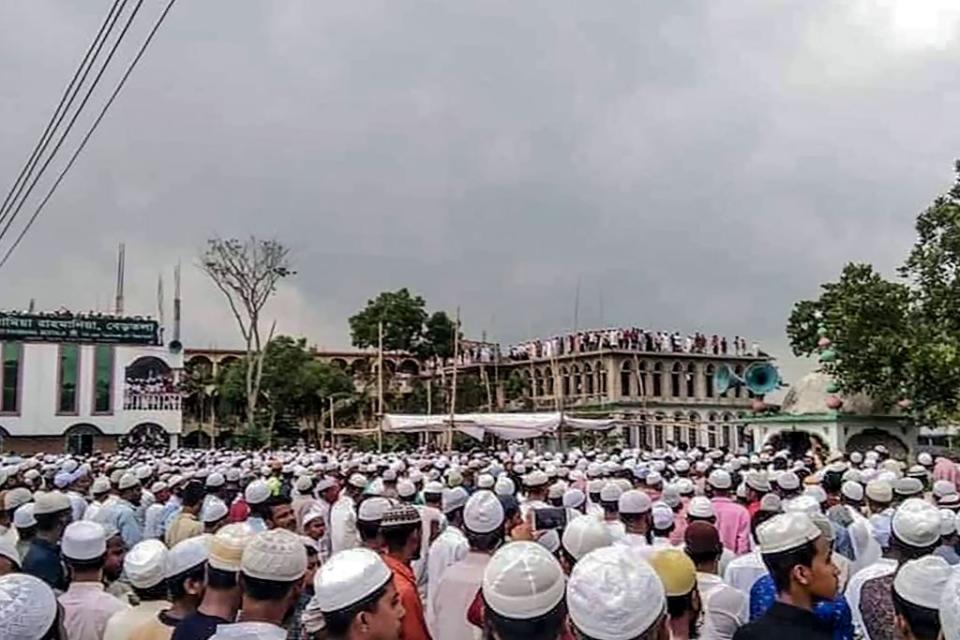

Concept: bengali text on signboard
[[0, 313, 160, 345]]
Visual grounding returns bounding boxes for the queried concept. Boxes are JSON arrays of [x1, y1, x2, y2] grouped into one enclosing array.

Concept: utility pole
[[377, 320, 384, 453], [448, 307, 460, 450]]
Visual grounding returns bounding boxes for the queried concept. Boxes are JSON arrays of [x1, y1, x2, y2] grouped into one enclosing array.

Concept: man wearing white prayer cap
[[0, 573, 64, 640], [426, 487, 469, 614], [310, 547, 403, 640], [430, 490, 505, 640], [481, 541, 567, 640], [733, 512, 838, 640], [357, 496, 391, 552], [330, 474, 367, 555], [708, 469, 751, 555], [561, 513, 613, 570], [143, 481, 171, 541], [210, 529, 308, 639], [166, 480, 206, 548], [172, 523, 254, 640], [616, 489, 653, 550], [0, 533, 20, 575], [58, 521, 129, 640], [22, 490, 72, 591], [380, 504, 430, 640], [934, 509, 960, 565], [567, 545, 666, 640], [852, 498, 942, 640], [103, 540, 171, 640], [598, 483, 626, 541], [201, 497, 230, 534], [891, 556, 951, 640]]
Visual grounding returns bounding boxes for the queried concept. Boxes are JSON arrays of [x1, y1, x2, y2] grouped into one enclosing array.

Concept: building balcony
[[123, 392, 182, 411]]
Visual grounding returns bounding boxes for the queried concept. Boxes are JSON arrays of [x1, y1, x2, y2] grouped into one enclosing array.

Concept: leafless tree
[[200, 237, 293, 437]]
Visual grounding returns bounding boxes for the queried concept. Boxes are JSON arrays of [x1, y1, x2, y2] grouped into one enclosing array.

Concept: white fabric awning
[[382, 412, 618, 440]]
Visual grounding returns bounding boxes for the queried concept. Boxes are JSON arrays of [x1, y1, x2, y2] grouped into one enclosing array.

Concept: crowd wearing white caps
[[1, 444, 960, 640]]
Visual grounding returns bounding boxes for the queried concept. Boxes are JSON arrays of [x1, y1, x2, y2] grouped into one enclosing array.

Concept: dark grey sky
[[2, 1, 959, 387]]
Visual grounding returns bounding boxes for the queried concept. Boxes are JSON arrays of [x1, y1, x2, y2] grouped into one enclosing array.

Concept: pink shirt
[[710, 497, 750, 554]]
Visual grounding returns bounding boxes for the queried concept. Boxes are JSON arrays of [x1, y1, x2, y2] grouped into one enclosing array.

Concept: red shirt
[[229, 497, 250, 523], [383, 553, 432, 640]]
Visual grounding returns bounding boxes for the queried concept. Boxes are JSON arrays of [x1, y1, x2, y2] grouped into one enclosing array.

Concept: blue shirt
[[22, 538, 67, 591], [749, 574, 853, 640]]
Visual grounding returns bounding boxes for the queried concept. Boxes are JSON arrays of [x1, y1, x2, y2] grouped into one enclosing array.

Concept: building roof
[[779, 371, 885, 417]]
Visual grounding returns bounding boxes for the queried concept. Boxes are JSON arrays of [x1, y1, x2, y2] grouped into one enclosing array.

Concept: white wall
[[0, 342, 182, 438]]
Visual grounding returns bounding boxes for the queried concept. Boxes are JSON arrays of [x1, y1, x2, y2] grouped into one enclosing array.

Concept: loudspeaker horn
[[713, 364, 743, 395], [744, 362, 780, 396]]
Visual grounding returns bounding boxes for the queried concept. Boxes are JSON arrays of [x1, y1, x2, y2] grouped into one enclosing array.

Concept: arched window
[[637, 360, 648, 397], [545, 368, 554, 395], [722, 413, 734, 448], [671, 363, 682, 398], [654, 413, 666, 449], [705, 364, 715, 398], [652, 362, 663, 397], [534, 369, 544, 397], [561, 367, 570, 398], [620, 361, 632, 398], [572, 365, 582, 396], [686, 363, 696, 398], [583, 363, 594, 395], [707, 412, 718, 448], [672, 411, 684, 444], [688, 412, 701, 447], [598, 362, 607, 395]]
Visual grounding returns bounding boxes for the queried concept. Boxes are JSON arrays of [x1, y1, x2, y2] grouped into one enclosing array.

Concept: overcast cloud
[[2, 1, 960, 388]]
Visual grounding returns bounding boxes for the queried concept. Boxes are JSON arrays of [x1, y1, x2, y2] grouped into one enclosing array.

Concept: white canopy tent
[[381, 412, 620, 441]]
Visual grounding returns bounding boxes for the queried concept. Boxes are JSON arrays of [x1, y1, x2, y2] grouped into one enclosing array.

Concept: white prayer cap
[[464, 490, 505, 534], [0, 574, 58, 640], [357, 497, 391, 523], [674, 459, 690, 473], [0, 535, 19, 567], [757, 512, 821, 554], [165, 534, 211, 578], [206, 472, 226, 488], [687, 496, 715, 519], [849, 451, 864, 464], [313, 548, 392, 612], [477, 474, 495, 490], [209, 522, 255, 572], [524, 470, 549, 488], [538, 528, 561, 554], [201, 497, 229, 524], [167, 474, 185, 489], [242, 529, 308, 582], [651, 502, 674, 531], [917, 452, 933, 466], [225, 469, 241, 483], [804, 486, 828, 504], [32, 491, 70, 516], [775, 471, 800, 491], [892, 498, 941, 548], [4, 487, 32, 511], [841, 481, 864, 502], [126, 539, 168, 588], [53, 471, 72, 489], [707, 469, 732, 490], [940, 569, 960, 640], [645, 471, 663, 486], [347, 473, 368, 489], [62, 521, 106, 561], [244, 479, 272, 505], [118, 473, 140, 491], [866, 479, 893, 503], [13, 503, 35, 528], [303, 507, 325, 527], [941, 509, 957, 536], [315, 476, 337, 492], [895, 556, 952, 610], [150, 481, 168, 494], [483, 541, 566, 619], [446, 469, 463, 487], [600, 482, 622, 503], [294, 475, 313, 493], [563, 489, 586, 510], [894, 477, 924, 498], [745, 471, 771, 493], [424, 480, 445, 495], [934, 480, 957, 499], [676, 478, 695, 495], [567, 545, 664, 640], [382, 469, 397, 482], [548, 483, 565, 500], [396, 479, 416, 499], [660, 485, 681, 509], [784, 495, 821, 516], [759, 493, 782, 513], [442, 487, 469, 513], [562, 514, 613, 561], [616, 489, 650, 515], [941, 494, 960, 509]]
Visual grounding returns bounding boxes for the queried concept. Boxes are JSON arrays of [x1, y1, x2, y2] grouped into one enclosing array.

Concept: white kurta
[[697, 572, 748, 640], [723, 549, 766, 596], [142, 503, 165, 540], [430, 552, 490, 640], [59, 582, 130, 640], [329, 495, 359, 554], [426, 525, 469, 624]]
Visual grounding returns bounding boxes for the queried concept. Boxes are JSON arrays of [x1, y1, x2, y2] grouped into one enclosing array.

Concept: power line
[[0, 0, 178, 271], [0, 0, 126, 224], [0, 0, 145, 245]]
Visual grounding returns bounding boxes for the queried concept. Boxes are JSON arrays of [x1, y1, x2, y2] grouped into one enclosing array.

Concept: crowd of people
[[0, 442, 959, 640], [507, 328, 761, 361], [0, 308, 155, 322]]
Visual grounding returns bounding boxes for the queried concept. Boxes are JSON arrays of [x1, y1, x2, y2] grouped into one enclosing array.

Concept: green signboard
[[0, 313, 160, 345]]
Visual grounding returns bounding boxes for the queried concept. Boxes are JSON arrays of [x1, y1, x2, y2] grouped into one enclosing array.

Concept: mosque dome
[[779, 371, 885, 416]]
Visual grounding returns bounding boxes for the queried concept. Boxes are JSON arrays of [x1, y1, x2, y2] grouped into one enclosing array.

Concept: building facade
[[0, 314, 182, 454]]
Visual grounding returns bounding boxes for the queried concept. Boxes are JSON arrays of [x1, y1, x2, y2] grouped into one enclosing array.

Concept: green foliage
[[349, 289, 458, 358], [787, 163, 960, 422]]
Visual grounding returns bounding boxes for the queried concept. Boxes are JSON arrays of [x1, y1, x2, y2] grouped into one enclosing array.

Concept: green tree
[[419, 311, 457, 360], [787, 162, 960, 422], [349, 289, 428, 352]]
